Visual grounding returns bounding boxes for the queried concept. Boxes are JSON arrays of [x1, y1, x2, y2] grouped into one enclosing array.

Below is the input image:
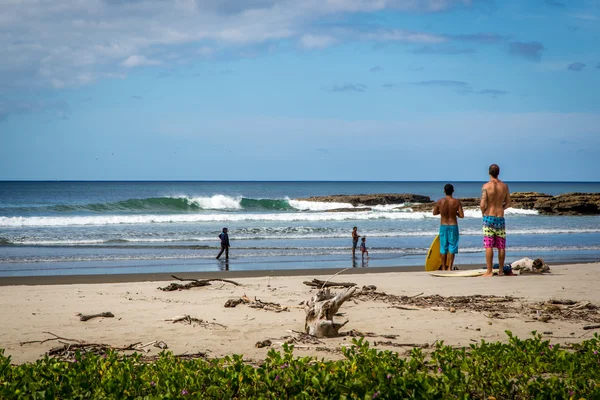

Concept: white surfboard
[[427, 270, 485, 277]]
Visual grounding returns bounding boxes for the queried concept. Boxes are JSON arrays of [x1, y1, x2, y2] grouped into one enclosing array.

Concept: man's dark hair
[[489, 164, 500, 178], [444, 183, 454, 195]]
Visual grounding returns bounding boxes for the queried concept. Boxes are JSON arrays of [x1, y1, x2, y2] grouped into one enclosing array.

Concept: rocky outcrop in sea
[[297, 194, 431, 206], [297, 192, 600, 215]]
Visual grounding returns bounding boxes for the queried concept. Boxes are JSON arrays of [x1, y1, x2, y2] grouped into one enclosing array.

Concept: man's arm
[[503, 185, 512, 210], [480, 187, 488, 214], [433, 200, 440, 216], [457, 201, 464, 219]]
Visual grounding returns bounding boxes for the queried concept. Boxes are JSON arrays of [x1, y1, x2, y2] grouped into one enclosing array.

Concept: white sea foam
[[371, 204, 406, 211], [185, 195, 243, 210], [287, 199, 354, 211], [0, 211, 438, 227], [461, 208, 538, 218]]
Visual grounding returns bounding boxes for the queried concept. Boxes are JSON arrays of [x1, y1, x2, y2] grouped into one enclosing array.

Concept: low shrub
[[1, 331, 598, 399]]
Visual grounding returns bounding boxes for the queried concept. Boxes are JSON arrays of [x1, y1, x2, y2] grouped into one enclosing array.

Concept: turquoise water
[[1, 181, 599, 277]]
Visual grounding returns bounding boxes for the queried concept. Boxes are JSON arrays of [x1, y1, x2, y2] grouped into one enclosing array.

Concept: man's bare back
[[480, 179, 511, 217], [434, 197, 464, 225]]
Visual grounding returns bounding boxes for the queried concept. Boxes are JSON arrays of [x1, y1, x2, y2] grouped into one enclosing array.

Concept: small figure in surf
[[216, 227, 230, 260], [360, 236, 369, 260], [480, 164, 512, 277], [433, 183, 464, 271], [352, 226, 361, 258]]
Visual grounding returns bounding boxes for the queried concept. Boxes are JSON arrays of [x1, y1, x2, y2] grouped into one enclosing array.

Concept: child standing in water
[[360, 236, 369, 259]]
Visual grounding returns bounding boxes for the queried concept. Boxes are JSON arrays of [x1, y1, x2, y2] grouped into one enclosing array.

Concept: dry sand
[[1, 263, 599, 364]]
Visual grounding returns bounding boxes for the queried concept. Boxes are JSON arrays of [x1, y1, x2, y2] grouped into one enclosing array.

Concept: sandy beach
[[2, 263, 599, 365]]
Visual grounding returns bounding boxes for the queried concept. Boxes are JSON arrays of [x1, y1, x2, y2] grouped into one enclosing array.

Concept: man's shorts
[[352, 240, 358, 250], [483, 215, 506, 249], [439, 225, 459, 254]]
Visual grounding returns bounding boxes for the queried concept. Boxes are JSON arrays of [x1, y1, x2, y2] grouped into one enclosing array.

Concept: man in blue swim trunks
[[433, 184, 464, 270]]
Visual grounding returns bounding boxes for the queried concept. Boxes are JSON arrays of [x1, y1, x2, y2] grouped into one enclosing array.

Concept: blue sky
[[1, 0, 599, 181]]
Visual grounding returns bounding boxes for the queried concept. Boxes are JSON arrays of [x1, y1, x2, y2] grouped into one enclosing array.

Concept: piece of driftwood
[[166, 315, 227, 329], [303, 279, 356, 288], [158, 275, 240, 291], [20, 332, 84, 346], [248, 297, 288, 312], [390, 305, 421, 311], [549, 298, 578, 305], [255, 340, 272, 348], [346, 329, 378, 337], [583, 324, 600, 330], [304, 287, 356, 337], [224, 298, 245, 308], [78, 312, 114, 321], [224, 295, 288, 312]]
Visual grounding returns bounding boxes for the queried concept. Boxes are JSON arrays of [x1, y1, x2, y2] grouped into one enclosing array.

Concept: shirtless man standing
[[480, 164, 512, 276], [433, 183, 464, 270]]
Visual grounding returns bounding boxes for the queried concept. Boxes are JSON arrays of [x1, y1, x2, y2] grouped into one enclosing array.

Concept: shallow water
[[1, 181, 599, 276]]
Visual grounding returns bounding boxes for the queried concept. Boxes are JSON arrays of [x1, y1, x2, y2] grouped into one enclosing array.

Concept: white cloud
[[0, 0, 480, 88], [122, 55, 162, 68]]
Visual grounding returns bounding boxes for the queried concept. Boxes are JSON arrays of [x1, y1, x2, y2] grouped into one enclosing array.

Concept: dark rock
[[534, 192, 600, 215], [297, 192, 600, 215], [296, 194, 432, 206], [510, 192, 553, 210]]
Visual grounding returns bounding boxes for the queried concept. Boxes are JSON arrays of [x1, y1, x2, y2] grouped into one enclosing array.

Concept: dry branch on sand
[[19, 332, 179, 361], [165, 314, 227, 329], [224, 295, 289, 312], [303, 278, 357, 288], [158, 275, 240, 291], [165, 315, 227, 329]]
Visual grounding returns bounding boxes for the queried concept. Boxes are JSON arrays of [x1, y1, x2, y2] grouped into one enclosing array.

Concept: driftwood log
[[583, 324, 600, 330], [159, 275, 240, 291], [305, 287, 356, 337], [303, 278, 356, 288], [78, 312, 114, 321]]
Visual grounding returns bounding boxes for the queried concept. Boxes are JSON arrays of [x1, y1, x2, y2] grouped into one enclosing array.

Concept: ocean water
[[1, 181, 599, 277]]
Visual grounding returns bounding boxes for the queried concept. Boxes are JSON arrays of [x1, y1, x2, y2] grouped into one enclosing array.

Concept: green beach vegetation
[[1, 332, 599, 399]]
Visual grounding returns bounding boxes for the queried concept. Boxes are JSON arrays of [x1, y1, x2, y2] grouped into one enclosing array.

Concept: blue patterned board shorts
[[439, 225, 459, 254]]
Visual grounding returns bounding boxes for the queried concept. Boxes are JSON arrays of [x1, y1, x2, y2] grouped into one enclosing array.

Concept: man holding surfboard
[[433, 184, 464, 270], [480, 164, 512, 277]]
